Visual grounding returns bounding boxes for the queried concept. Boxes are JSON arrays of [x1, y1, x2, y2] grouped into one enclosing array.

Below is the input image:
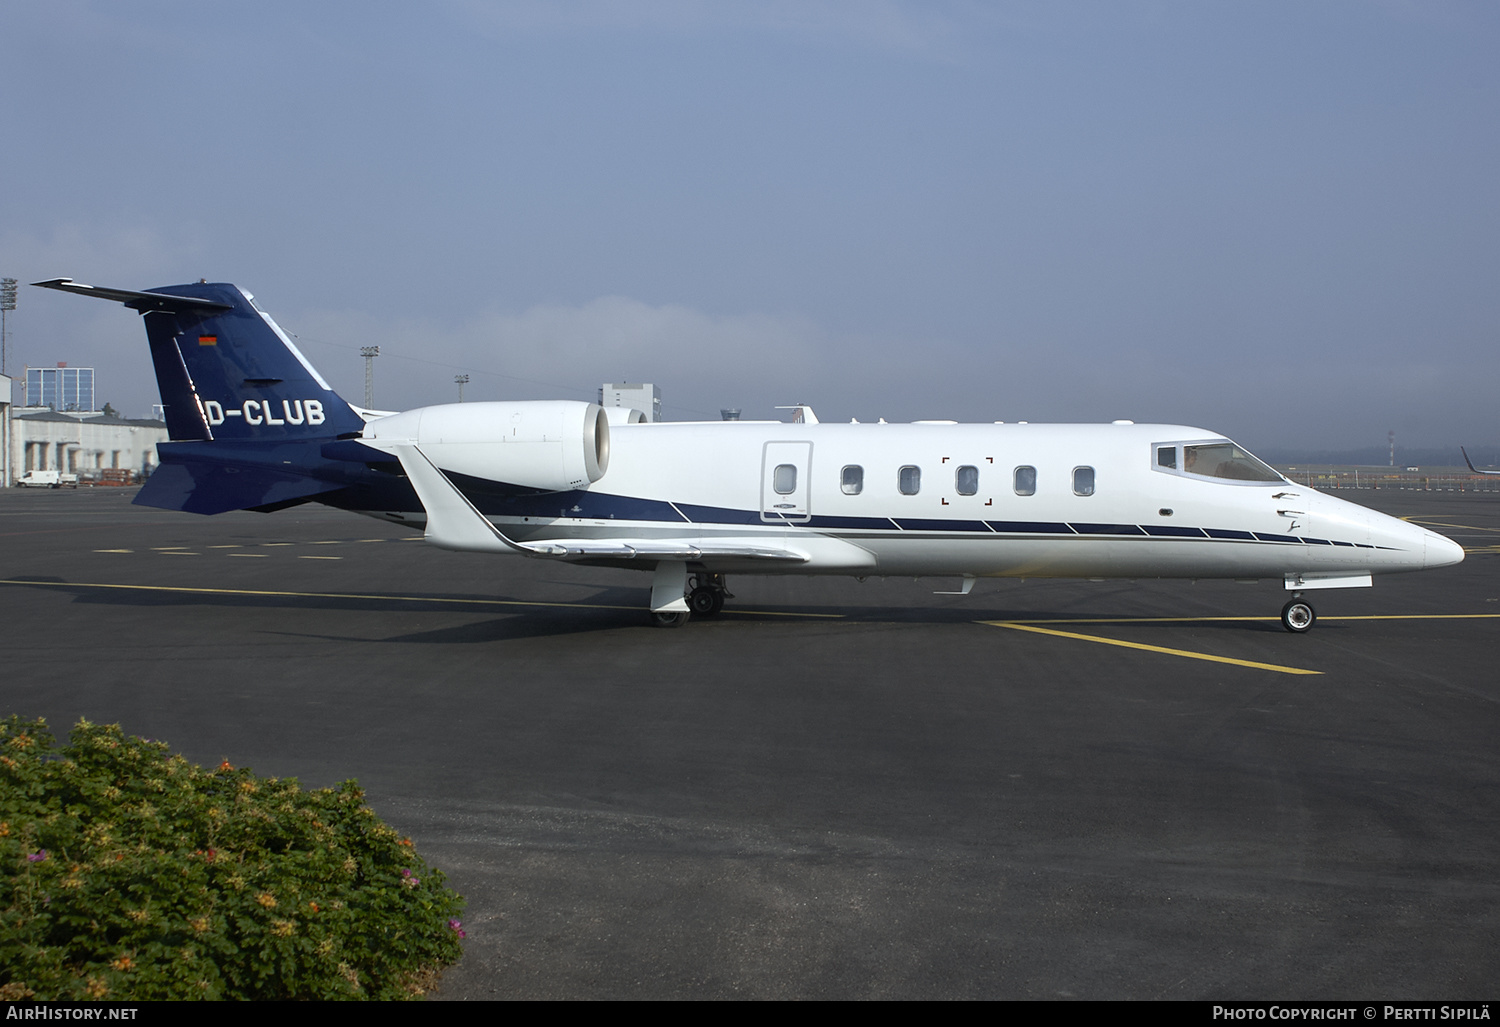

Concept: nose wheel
[[1281, 597, 1316, 633]]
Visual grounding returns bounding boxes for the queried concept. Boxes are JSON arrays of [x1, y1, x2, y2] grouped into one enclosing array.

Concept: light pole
[[0, 278, 16, 377], [1, 278, 13, 490], [360, 346, 379, 408], [454, 374, 469, 403]]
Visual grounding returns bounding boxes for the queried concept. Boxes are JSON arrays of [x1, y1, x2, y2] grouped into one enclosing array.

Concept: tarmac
[[0, 485, 1495, 999]]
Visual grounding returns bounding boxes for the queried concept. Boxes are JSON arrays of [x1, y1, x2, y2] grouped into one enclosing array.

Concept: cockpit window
[[1154, 440, 1283, 484], [1182, 443, 1281, 482]]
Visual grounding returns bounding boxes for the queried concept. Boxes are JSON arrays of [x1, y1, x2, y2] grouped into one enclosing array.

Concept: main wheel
[[1281, 599, 1316, 633], [688, 586, 724, 616], [650, 611, 690, 628]]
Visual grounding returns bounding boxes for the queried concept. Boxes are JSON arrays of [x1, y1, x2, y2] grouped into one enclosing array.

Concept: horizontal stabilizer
[[135, 459, 344, 515], [32, 279, 231, 313]]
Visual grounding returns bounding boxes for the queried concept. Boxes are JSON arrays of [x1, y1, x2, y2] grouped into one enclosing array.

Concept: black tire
[[688, 587, 724, 616], [650, 611, 690, 628], [1281, 599, 1316, 633]]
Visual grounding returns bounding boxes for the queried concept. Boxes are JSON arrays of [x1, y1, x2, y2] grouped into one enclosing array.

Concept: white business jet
[[35, 279, 1465, 631]]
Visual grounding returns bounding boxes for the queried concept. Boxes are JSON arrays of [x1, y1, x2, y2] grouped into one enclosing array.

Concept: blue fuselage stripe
[[428, 479, 1374, 550]]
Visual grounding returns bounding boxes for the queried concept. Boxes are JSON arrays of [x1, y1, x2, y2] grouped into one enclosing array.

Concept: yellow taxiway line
[[992, 614, 1500, 625], [981, 612, 1500, 675], [980, 620, 1323, 675], [1400, 516, 1500, 533]]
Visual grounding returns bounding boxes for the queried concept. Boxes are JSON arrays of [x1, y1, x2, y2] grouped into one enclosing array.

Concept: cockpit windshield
[[1154, 441, 1283, 483]]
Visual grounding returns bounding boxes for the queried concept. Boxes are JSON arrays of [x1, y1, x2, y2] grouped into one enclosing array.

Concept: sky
[[2, 0, 1497, 456]]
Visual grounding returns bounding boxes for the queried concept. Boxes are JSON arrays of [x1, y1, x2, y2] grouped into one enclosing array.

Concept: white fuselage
[[374, 414, 1462, 583]]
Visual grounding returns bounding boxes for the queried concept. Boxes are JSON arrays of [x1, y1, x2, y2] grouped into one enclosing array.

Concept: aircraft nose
[[1424, 529, 1465, 569]]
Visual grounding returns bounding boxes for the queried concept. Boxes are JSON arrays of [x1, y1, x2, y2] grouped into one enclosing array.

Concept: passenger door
[[761, 441, 812, 524]]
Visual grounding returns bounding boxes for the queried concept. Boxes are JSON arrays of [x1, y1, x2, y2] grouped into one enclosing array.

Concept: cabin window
[[1013, 465, 1036, 496], [773, 464, 797, 495], [898, 465, 921, 495], [1156, 446, 1177, 470], [841, 465, 864, 495], [1073, 466, 1095, 496], [955, 465, 979, 496]]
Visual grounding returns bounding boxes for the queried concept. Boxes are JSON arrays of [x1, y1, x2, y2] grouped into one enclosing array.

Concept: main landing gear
[[687, 573, 730, 617], [1281, 595, 1316, 633], [651, 573, 732, 628]]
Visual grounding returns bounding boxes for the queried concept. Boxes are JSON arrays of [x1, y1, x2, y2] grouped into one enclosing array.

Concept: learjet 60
[[34, 279, 1464, 631]]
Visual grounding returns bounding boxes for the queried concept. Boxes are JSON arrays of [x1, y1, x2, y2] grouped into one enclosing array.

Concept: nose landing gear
[[1281, 595, 1316, 633]]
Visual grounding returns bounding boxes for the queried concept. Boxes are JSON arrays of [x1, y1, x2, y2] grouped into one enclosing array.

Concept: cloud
[[294, 296, 837, 419], [282, 288, 1500, 452]]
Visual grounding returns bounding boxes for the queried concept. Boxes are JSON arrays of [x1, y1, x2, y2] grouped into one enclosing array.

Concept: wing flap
[[524, 538, 809, 562]]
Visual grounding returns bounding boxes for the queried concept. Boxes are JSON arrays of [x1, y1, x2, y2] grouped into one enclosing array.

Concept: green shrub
[[0, 717, 465, 1000]]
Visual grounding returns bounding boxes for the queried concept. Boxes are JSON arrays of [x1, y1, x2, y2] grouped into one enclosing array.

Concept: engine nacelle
[[602, 406, 647, 426], [364, 401, 609, 491]]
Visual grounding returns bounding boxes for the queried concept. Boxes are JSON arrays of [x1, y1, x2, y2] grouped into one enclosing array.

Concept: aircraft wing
[[1461, 447, 1500, 476], [522, 538, 808, 562], [380, 441, 809, 563]]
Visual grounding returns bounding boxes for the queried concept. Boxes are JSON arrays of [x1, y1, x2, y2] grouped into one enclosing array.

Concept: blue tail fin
[[140, 282, 365, 441], [33, 279, 365, 441], [33, 279, 371, 515]]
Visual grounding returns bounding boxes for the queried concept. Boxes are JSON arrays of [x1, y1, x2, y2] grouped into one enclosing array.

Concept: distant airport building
[[8, 408, 168, 485], [599, 382, 661, 422], [26, 363, 94, 412], [4, 366, 168, 486]]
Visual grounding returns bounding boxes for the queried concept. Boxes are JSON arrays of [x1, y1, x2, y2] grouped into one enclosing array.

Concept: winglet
[[384, 443, 530, 555], [1459, 447, 1498, 476]]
